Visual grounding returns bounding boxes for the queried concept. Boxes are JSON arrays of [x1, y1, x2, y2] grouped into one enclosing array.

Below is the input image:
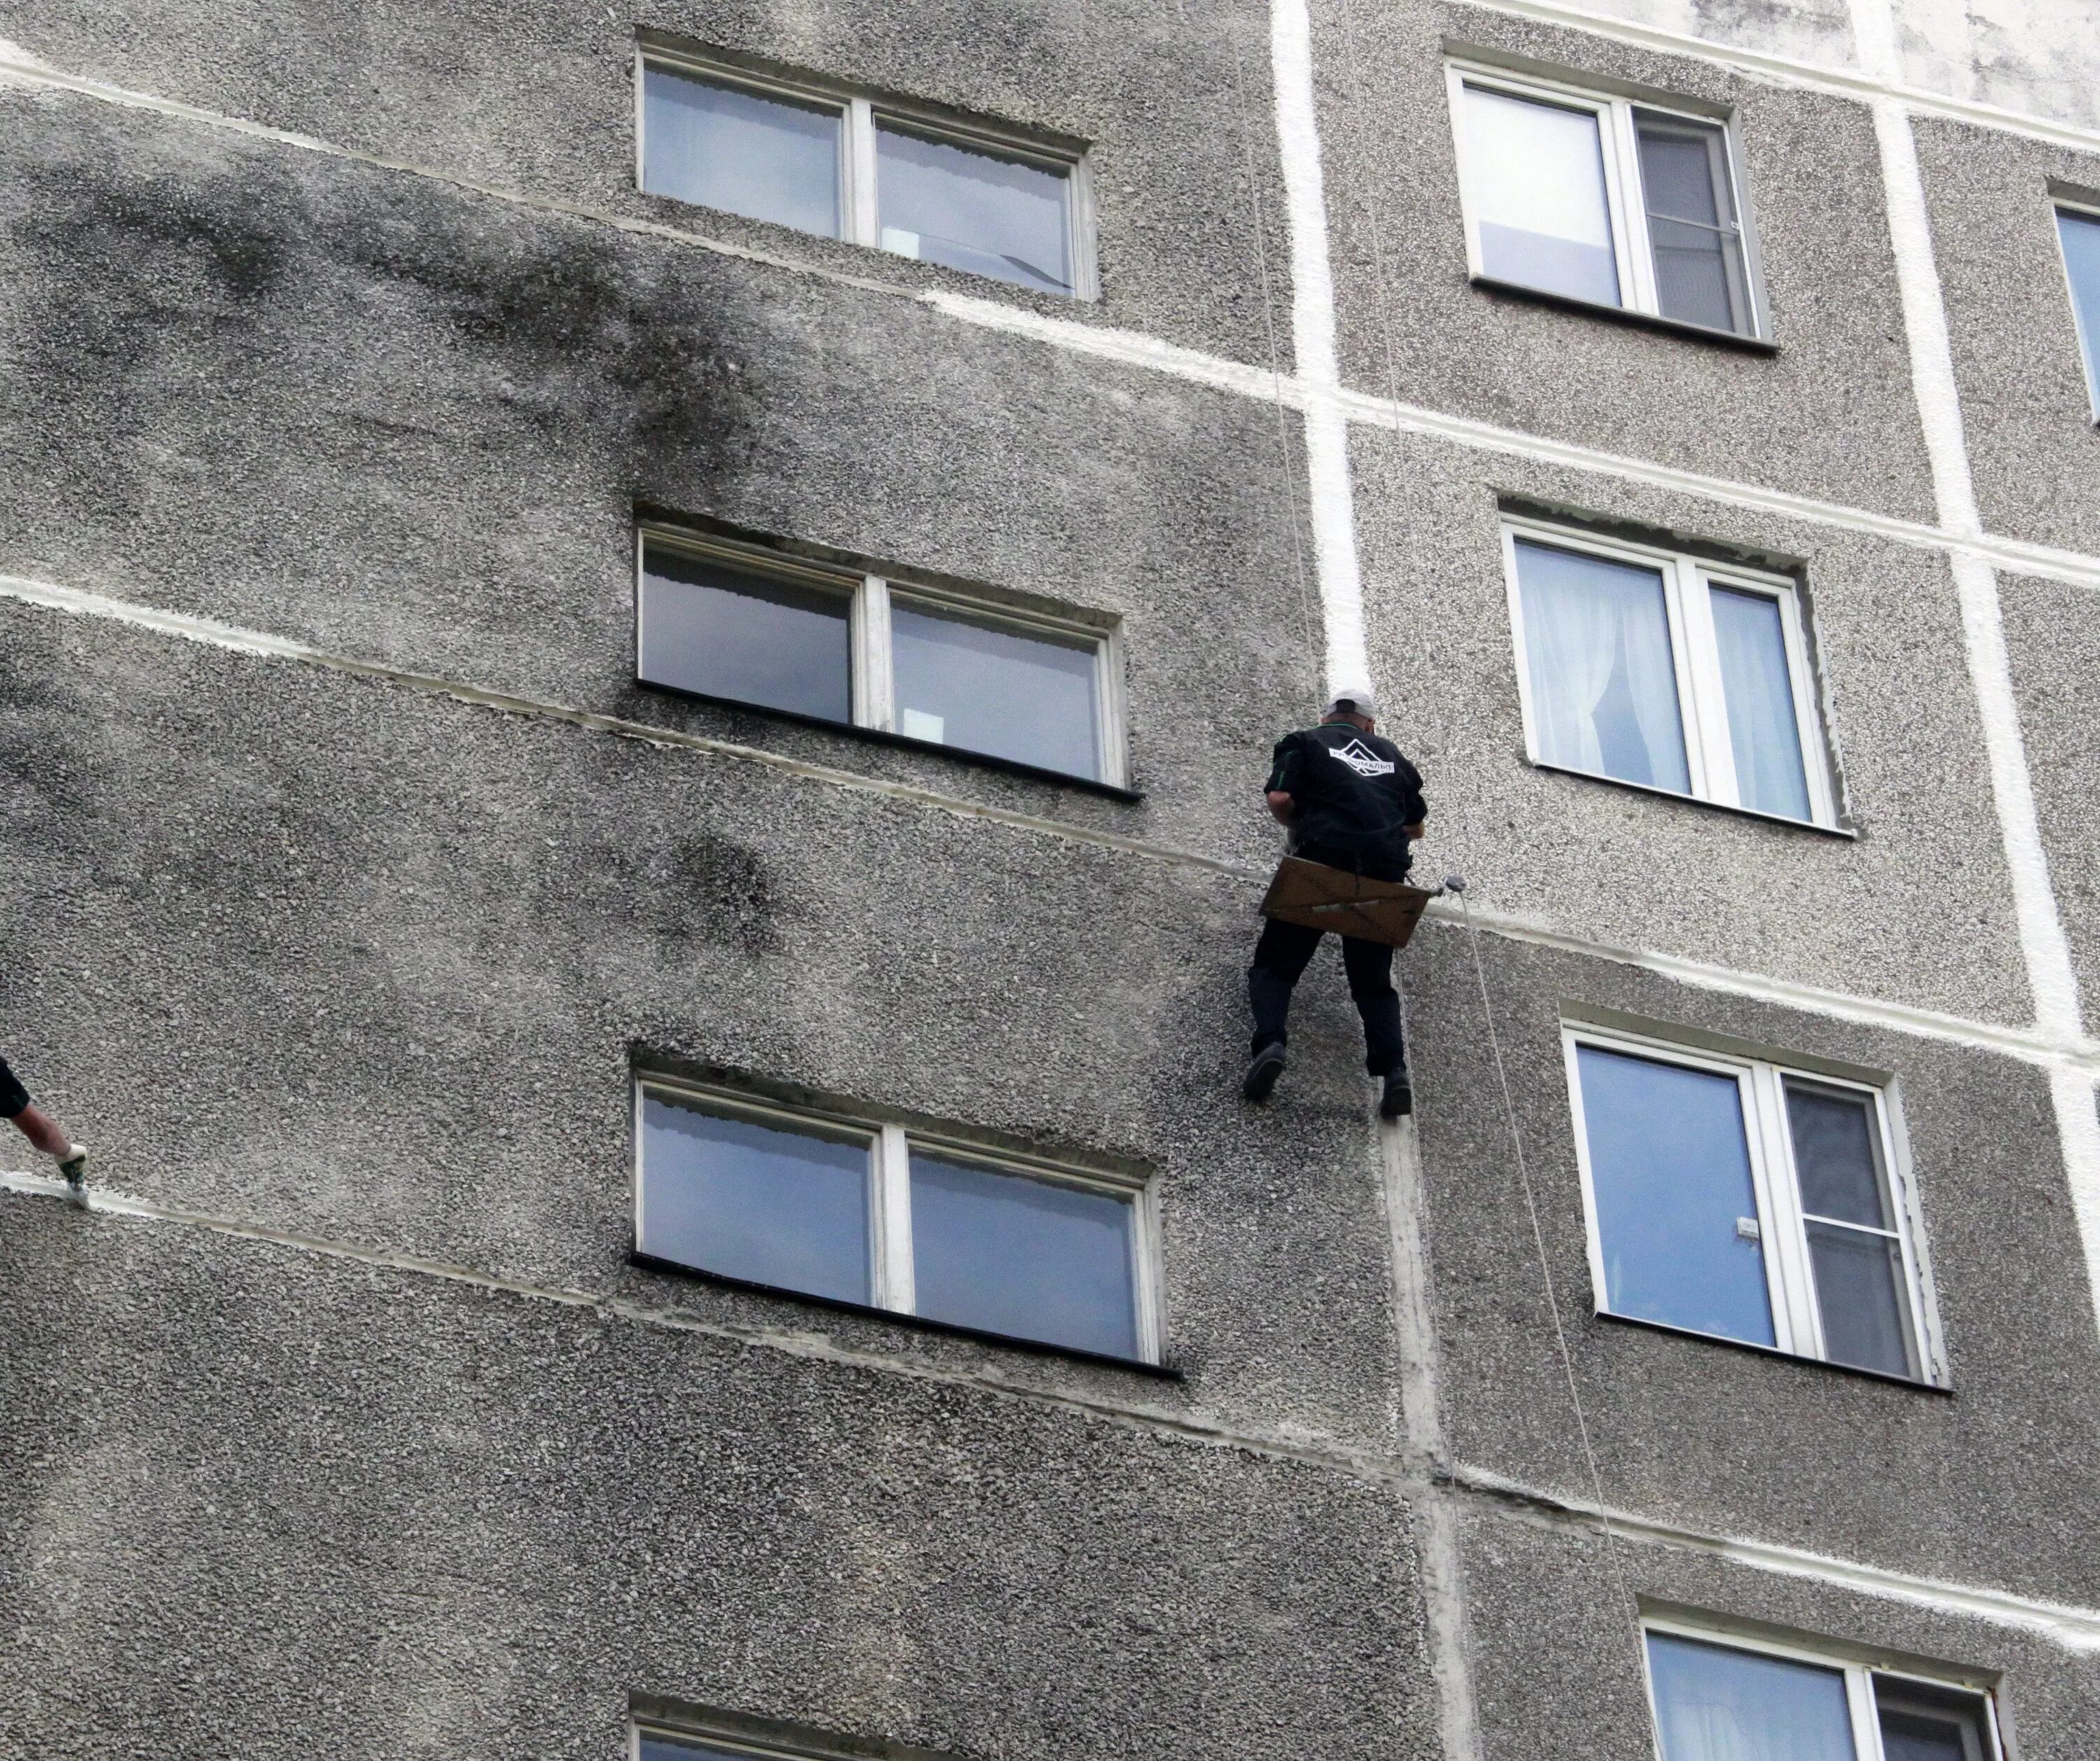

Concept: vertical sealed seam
[[1270, 0, 1371, 692]]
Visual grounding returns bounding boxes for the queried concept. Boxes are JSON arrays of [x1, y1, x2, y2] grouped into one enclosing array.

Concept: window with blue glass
[[2054, 204, 2100, 417], [638, 46, 1095, 299], [635, 1080, 1158, 1363], [1504, 520, 1837, 826], [1566, 1027, 1939, 1381]]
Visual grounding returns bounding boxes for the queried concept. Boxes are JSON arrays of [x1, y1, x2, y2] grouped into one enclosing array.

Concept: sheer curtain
[[1710, 587, 1811, 819], [1648, 1634, 1858, 1761], [1516, 541, 1690, 793]]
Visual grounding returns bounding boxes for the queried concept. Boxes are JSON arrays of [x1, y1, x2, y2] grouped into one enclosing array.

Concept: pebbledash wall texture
[[3, 0, 2100, 1757]]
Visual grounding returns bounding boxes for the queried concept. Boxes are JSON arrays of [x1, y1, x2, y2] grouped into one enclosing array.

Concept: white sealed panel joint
[[1562, 1022, 1947, 1385], [1446, 59, 1764, 340], [636, 40, 1098, 300], [637, 524, 1128, 788], [1501, 516, 1839, 828], [634, 1076, 1163, 1364]]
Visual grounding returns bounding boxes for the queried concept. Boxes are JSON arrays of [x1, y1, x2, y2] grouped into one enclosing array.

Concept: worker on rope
[[1243, 687, 1427, 1119], [1, 1054, 88, 1197]]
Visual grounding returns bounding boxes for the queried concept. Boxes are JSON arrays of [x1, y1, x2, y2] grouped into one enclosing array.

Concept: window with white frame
[[1504, 520, 1835, 826], [638, 527, 1127, 787], [2053, 202, 2100, 417], [638, 46, 1096, 298], [1449, 62, 1760, 337], [1564, 1024, 1940, 1382], [634, 1078, 1161, 1363], [1644, 1624, 2001, 1761]]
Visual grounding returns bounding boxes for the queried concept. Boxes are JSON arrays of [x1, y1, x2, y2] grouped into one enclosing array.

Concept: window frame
[[634, 40, 1100, 300], [1640, 1616, 2005, 1761], [636, 523, 1130, 791], [1562, 1021, 1945, 1385], [1445, 58, 1766, 341], [631, 1073, 1165, 1366], [2050, 195, 2100, 422], [1501, 515, 1839, 829]]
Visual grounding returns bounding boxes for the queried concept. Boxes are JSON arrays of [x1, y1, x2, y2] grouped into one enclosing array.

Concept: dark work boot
[[1379, 1066, 1413, 1120], [1242, 1044, 1287, 1103]]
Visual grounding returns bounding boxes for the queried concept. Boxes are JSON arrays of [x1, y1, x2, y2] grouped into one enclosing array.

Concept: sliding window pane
[[1788, 1082, 1915, 1377], [1710, 587, 1812, 820], [640, 547, 853, 723], [639, 1096, 872, 1305], [1578, 1047, 1774, 1345], [1515, 541, 1690, 793], [1648, 1634, 1857, 1761], [876, 125, 1073, 294], [909, 1153, 1140, 1358], [642, 65, 843, 237], [890, 601, 1102, 779], [2056, 207, 2100, 408], [1463, 85, 1620, 307], [1634, 110, 1750, 333]]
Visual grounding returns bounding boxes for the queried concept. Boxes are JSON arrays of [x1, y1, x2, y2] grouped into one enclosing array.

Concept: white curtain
[[1649, 1634, 1857, 1761], [1710, 587, 1811, 819], [1516, 541, 1689, 792]]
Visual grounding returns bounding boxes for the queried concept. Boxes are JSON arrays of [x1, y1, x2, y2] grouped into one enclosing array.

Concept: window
[[1449, 62, 1760, 337], [2054, 203, 2100, 416], [638, 47, 1096, 298], [634, 1079, 1160, 1363], [638, 527, 1127, 787], [1503, 520, 1835, 826], [1645, 1626, 2001, 1761], [1565, 1024, 1940, 1381]]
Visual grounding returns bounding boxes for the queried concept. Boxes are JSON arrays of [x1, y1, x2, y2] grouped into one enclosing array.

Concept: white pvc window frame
[[1640, 1617, 2004, 1761], [632, 1075, 1164, 1365], [1446, 59, 1765, 339], [1502, 516, 1839, 828], [1562, 1022, 1946, 1384], [637, 524, 1130, 788], [634, 41, 1100, 301]]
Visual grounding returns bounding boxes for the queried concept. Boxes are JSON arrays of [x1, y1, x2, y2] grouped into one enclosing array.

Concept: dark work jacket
[[1266, 723, 1427, 881]]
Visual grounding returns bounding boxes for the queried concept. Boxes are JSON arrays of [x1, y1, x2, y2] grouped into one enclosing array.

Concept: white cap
[[1327, 685, 1379, 718]]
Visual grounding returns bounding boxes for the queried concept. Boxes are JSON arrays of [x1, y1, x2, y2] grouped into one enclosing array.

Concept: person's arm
[[1267, 790, 1296, 826], [1264, 735, 1302, 828]]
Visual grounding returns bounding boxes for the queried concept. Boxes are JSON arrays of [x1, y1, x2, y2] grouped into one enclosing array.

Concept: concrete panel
[[1399, 926, 2100, 1600], [1312, 1, 1941, 524], [0, 80, 1323, 857], [0, 1203, 1440, 1760], [1913, 116, 2100, 555], [0, 592, 1417, 1450], [1898, 0, 2100, 134], [1348, 424, 2036, 1029], [0, 0, 1290, 366], [2000, 573, 2100, 1038], [1459, 1508, 2100, 1761]]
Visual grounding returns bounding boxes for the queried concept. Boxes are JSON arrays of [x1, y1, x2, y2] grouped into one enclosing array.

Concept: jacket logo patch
[[1329, 739, 1395, 778]]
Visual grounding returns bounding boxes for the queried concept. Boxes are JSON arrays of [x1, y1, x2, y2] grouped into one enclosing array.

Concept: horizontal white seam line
[[8, 52, 2100, 594], [6, 568, 2095, 1072], [13, 1167, 2092, 1648], [1449, 1463, 2100, 1651], [0, 1171, 1413, 1488]]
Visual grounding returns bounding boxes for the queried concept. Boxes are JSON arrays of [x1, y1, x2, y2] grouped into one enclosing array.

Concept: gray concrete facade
[[2, 0, 2098, 1757]]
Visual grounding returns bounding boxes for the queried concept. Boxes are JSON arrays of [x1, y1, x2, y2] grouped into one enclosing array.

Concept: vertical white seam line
[[1271, 0, 1371, 692], [1854, 0, 2100, 1337]]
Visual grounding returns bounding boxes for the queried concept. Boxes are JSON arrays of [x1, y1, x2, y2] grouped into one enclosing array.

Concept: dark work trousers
[[1248, 918, 1406, 1076]]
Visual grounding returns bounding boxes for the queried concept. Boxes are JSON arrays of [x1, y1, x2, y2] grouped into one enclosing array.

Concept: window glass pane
[[1807, 1222, 1916, 1377], [1784, 1084, 1890, 1227], [1648, 1634, 1858, 1761], [640, 1743, 751, 1761], [2055, 207, 2100, 405], [909, 1153, 1140, 1358], [642, 65, 843, 237], [1634, 110, 1750, 332], [639, 1095, 872, 1306], [640, 546, 853, 724], [1515, 540, 1691, 793], [1577, 1047, 1774, 1346], [1874, 1681, 1994, 1761], [890, 601, 1102, 779], [1709, 587, 1812, 821], [1462, 85, 1620, 307], [876, 125, 1073, 293]]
